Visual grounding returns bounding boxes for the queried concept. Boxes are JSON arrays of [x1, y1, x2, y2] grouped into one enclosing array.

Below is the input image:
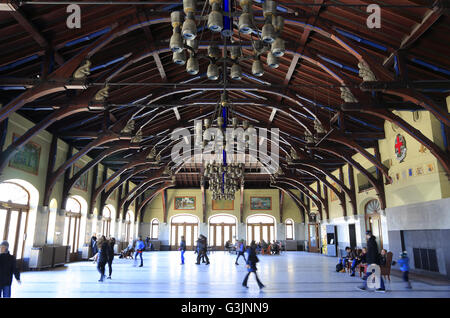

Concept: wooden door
[[171, 223, 198, 250], [308, 223, 320, 253], [0, 204, 29, 269], [210, 223, 236, 250]]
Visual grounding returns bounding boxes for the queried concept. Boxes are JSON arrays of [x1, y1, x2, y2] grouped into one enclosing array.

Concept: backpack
[[336, 263, 343, 272]]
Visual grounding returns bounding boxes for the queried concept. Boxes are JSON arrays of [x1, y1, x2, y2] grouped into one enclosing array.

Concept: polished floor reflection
[[12, 251, 450, 298]]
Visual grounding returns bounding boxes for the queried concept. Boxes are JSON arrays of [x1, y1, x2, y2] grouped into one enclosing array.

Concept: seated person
[[338, 247, 355, 270], [379, 249, 395, 267], [224, 240, 231, 252], [255, 242, 262, 254], [261, 240, 269, 254], [271, 241, 280, 255], [119, 241, 135, 259], [353, 248, 367, 277]]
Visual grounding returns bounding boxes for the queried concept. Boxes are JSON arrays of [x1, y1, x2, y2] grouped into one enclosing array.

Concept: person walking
[[235, 240, 246, 265], [357, 231, 386, 292], [195, 235, 209, 265], [106, 237, 115, 279], [242, 241, 264, 289], [0, 241, 21, 298], [96, 236, 109, 282], [134, 237, 145, 267], [397, 251, 412, 289], [180, 236, 186, 265]]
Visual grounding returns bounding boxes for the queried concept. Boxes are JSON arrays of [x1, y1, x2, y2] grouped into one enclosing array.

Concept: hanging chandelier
[[170, 0, 286, 79], [195, 91, 256, 200]]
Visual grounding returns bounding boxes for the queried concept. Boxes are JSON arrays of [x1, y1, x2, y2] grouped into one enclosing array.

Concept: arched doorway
[[208, 214, 237, 250], [170, 214, 199, 250], [365, 199, 383, 249], [101, 206, 112, 238], [64, 197, 82, 261], [0, 182, 31, 266], [246, 214, 276, 244], [150, 218, 159, 240], [285, 218, 294, 240]]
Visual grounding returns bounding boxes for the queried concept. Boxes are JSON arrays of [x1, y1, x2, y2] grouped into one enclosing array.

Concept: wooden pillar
[[279, 190, 284, 223], [60, 145, 73, 209], [99, 166, 108, 216], [162, 189, 168, 223], [347, 165, 357, 216], [89, 165, 98, 215], [0, 117, 8, 152]]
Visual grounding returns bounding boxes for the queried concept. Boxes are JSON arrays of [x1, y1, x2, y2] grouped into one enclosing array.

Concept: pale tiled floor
[[11, 251, 450, 298]]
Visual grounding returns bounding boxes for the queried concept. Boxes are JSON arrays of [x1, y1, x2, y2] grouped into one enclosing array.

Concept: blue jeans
[[181, 250, 185, 264], [0, 285, 11, 298], [134, 251, 143, 266], [362, 270, 385, 289]]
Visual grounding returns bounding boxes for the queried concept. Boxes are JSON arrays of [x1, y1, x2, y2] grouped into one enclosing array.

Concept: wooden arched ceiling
[[0, 0, 449, 215]]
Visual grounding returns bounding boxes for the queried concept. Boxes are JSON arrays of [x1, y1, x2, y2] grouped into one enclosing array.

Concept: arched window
[[101, 206, 112, 238], [151, 218, 159, 240], [64, 197, 82, 258], [247, 214, 275, 244], [170, 215, 199, 250], [209, 214, 237, 249], [0, 182, 30, 261], [285, 218, 294, 240], [365, 199, 383, 249]]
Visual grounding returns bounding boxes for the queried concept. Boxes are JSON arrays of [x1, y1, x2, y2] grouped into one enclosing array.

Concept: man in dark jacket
[[96, 236, 110, 282], [357, 231, 385, 292], [242, 241, 264, 289], [90, 234, 98, 257], [106, 238, 115, 279], [195, 235, 209, 265], [0, 241, 21, 297]]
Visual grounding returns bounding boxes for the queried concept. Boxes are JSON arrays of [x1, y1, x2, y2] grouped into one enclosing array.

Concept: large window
[[247, 214, 275, 244], [101, 206, 112, 238], [209, 214, 236, 249], [151, 218, 159, 240], [64, 197, 82, 258], [170, 215, 198, 250], [285, 218, 294, 240], [0, 182, 30, 263]]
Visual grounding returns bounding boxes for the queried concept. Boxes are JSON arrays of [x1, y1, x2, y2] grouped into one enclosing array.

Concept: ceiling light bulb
[[173, 50, 187, 65], [252, 59, 264, 77], [271, 37, 285, 57], [267, 51, 279, 68]]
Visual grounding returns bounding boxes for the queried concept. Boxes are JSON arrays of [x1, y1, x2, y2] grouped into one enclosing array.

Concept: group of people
[[336, 231, 412, 292], [255, 240, 282, 255], [89, 234, 146, 282]]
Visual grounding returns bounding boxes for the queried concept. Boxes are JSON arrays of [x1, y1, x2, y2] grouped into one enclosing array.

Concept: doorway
[[246, 215, 275, 244], [308, 223, 320, 253], [209, 215, 236, 250], [365, 199, 383, 249], [349, 223, 357, 249], [0, 182, 31, 269], [170, 215, 199, 250]]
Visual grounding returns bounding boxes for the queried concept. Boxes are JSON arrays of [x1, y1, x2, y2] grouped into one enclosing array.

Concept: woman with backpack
[[242, 241, 264, 289]]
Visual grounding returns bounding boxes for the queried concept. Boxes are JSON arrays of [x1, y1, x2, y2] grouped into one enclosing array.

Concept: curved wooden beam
[[43, 132, 129, 206], [270, 184, 307, 223], [312, 146, 386, 209], [62, 140, 139, 207], [293, 167, 348, 217], [275, 179, 323, 220], [138, 181, 175, 222]]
